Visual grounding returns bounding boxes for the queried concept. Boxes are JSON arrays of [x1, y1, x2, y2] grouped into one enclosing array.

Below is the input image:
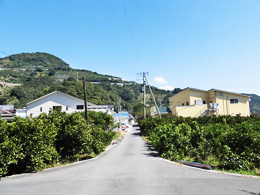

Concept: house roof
[[169, 87, 249, 99], [114, 112, 129, 117], [208, 89, 249, 97], [0, 105, 14, 111], [0, 109, 12, 114], [26, 91, 96, 106], [185, 87, 208, 92], [157, 107, 172, 114], [168, 87, 207, 99]]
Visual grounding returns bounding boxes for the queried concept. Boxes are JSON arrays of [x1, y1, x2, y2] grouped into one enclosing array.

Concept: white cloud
[[153, 77, 168, 85], [160, 85, 174, 91]]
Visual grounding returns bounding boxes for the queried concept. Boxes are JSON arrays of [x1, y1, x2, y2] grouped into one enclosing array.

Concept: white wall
[[16, 109, 27, 118], [27, 93, 85, 117], [88, 105, 109, 113]]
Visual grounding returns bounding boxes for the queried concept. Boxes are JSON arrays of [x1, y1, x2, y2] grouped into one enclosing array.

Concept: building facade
[[26, 91, 115, 117], [168, 88, 250, 117]]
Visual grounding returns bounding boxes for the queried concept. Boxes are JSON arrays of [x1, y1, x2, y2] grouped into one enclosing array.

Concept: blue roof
[[158, 107, 171, 114], [114, 112, 129, 117]]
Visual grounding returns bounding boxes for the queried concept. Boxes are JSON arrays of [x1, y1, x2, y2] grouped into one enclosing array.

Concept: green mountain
[[0, 52, 259, 116], [0, 52, 70, 70], [0, 52, 174, 115], [244, 94, 260, 115]]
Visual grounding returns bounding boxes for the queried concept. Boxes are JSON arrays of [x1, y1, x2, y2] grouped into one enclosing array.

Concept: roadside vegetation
[[139, 115, 260, 176], [0, 110, 118, 178]]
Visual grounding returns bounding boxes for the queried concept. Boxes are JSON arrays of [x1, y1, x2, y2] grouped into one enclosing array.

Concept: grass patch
[[214, 168, 260, 177], [142, 136, 150, 142]]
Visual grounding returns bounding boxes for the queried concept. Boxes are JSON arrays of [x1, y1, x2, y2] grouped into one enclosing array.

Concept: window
[[195, 100, 203, 105], [66, 106, 68, 111], [203, 101, 206, 104], [230, 99, 238, 104], [186, 102, 189, 106], [182, 103, 184, 106], [40, 107, 42, 112], [53, 106, 61, 111], [77, 105, 84, 110]]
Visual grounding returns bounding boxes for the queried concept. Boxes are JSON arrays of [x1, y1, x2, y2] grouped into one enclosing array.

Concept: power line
[[222, 85, 260, 89], [121, 0, 143, 70], [0, 51, 36, 67]]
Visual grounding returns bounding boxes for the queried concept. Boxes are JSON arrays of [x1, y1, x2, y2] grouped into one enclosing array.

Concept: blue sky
[[0, 0, 259, 95]]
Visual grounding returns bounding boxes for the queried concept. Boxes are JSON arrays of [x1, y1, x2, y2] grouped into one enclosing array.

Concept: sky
[[0, 0, 259, 95]]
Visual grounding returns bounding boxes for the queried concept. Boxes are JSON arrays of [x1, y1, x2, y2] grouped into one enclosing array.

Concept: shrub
[[0, 110, 117, 177], [140, 115, 260, 172]]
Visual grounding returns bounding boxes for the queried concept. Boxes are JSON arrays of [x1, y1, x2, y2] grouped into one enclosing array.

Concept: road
[[0, 126, 259, 195]]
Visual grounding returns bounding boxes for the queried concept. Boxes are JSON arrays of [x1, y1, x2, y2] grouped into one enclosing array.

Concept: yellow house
[[168, 88, 250, 117]]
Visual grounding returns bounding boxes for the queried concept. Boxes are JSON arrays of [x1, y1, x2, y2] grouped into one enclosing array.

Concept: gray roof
[[208, 88, 249, 97], [26, 91, 96, 106], [169, 87, 249, 99]]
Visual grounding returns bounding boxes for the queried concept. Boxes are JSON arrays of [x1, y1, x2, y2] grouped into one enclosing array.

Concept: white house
[[16, 109, 27, 118], [26, 91, 96, 117]]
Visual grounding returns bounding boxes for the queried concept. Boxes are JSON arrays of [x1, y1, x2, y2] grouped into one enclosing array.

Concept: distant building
[[0, 105, 15, 121], [151, 106, 172, 117], [0, 105, 15, 111], [168, 88, 250, 117], [111, 83, 124, 86], [16, 109, 27, 118], [114, 112, 130, 129], [26, 91, 113, 117]]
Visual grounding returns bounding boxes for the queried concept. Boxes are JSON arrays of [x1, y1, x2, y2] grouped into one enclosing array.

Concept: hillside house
[[26, 91, 112, 117], [168, 88, 250, 117], [0, 105, 16, 121]]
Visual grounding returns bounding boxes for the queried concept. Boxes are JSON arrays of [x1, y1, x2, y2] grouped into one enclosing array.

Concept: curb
[[45, 133, 125, 167], [178, 160, 212, 170], [0, 132, 125, 181], [158, 157, 260, 179], [141, 136, 259, 179]]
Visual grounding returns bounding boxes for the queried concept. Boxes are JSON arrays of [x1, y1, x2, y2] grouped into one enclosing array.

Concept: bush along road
[[0, 126, 259, 195], [138, 115, 260, 176], [0, 110, 118, 178]]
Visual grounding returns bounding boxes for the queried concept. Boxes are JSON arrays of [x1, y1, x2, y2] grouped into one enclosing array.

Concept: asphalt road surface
[[0, 126, 259, 195]]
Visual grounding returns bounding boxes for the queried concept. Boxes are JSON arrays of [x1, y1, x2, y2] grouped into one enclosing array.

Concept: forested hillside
[[245, 94, 260, 115], [0, 52, 259, 115], [0, 52, 175, 115]]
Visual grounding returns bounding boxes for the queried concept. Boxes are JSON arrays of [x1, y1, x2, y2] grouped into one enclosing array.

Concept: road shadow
[[130, 128, 160, 158], [132, 132, 141, 136], [143, 142, 159, 157]]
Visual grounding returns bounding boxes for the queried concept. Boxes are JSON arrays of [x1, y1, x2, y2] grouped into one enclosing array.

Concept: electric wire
[[0, 51, 36, 67], [121, 0, 143, 71], [221, 85, 260, 89]]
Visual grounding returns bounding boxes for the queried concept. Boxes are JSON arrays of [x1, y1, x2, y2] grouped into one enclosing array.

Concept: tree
[[133, 102, 151, 118]]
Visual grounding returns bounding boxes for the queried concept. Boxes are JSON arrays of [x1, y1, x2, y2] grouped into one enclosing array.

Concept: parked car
[[121, 123, 126, 130]]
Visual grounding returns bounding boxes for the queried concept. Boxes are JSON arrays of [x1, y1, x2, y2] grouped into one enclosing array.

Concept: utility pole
[[144, 75, 161, 118], [82, 76, 89, 125], [119, 97, 122, 115], [142, 72, 148, 118], [119, 97, 122, 131]]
